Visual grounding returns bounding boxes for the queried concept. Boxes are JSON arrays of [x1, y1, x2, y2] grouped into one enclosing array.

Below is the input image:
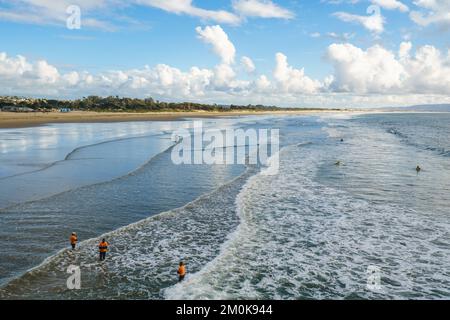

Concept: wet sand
[[0, 110, 344, 129]]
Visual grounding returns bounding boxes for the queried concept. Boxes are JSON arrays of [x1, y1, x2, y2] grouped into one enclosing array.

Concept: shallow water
[[0, 122, 181, 208], [0, 117, 252, 285]]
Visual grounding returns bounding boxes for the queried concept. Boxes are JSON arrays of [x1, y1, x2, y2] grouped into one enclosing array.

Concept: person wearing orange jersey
[[70, 232, 78, 250], [98, 238, 109, 261], [177, 261, 186, 282]]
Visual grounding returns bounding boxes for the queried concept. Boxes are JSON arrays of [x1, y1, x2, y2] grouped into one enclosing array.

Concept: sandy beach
[[0, 110, 343, 129]]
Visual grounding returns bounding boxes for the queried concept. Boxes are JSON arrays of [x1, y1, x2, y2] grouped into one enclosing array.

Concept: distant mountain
[[390, 104, 450, 112]]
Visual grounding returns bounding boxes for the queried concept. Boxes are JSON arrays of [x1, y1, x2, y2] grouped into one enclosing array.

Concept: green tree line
[[0, 96, 339, 112]]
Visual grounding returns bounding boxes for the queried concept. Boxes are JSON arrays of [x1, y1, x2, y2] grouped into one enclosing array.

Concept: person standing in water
[[177, 262, 186, 282], [70, 232, 78, 250], [98, 238, 109, 261]]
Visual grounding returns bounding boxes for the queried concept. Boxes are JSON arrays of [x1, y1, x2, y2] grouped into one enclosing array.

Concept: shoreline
[[0, 110, 348, 129]]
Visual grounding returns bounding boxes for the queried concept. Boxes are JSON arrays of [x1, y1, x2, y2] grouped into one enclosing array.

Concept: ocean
[[0, 113, 448, 299]]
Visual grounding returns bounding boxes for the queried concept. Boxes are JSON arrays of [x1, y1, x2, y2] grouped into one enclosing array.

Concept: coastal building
[[1, 106, 35, 112]]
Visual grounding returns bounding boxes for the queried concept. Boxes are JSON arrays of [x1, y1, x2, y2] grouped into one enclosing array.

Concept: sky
[[0, 0, 449, 108]]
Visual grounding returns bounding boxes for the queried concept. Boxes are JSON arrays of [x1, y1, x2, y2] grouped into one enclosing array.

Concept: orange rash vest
[[99, 242, 108, 253], [178, 265, 186, 276]]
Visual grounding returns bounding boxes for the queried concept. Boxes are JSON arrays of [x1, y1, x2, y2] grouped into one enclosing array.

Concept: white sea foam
[[165, 142, 450, 299], [0, 166, 257, 299]]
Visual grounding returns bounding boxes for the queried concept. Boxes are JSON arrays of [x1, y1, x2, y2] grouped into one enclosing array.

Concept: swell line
[[164, 142, 310, 299], [0, 137, 178, 212], [0, 164, 258, 292], [0, 132, 166, 182]]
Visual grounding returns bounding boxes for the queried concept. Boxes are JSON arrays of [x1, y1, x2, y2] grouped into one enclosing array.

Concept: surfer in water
[[416, 165, 421, 173]]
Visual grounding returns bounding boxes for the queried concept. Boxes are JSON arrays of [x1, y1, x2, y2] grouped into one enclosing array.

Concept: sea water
[[0, 113, 448, 299]]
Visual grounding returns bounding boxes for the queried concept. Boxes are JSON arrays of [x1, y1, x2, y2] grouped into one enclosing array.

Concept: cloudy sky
[[0, 0, 449, 107]]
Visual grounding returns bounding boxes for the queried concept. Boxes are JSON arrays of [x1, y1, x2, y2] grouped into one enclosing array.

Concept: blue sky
[[0, 0, 449, 107]]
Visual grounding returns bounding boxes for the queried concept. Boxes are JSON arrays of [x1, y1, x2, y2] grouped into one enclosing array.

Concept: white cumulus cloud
[[398, 41, 412, 59], [326, 43, 406, 93], [241, 56, 256, 73], [273, 52, 322, 94], [326, 42, 450, 94], [196, 25, 236, 65]]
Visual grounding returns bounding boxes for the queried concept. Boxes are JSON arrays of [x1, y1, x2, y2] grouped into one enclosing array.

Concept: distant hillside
[[394, 104, 450, 112]]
